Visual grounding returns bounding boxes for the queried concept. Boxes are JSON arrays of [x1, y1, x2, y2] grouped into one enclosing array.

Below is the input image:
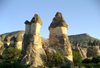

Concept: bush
[[0, 55, 4, 59], [73, 51, 82, 65], [2, 47, 22, 62], [82, 58, 92, 63], [46, 50, 65, 67], [91, 56, 100, 63], [0, 62, 29, 68]]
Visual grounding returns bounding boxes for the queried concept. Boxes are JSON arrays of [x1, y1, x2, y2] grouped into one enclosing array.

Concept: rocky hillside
[[0, 30, 49, 46], [68, 33, 100, 45], [0, 31, 100, 46]]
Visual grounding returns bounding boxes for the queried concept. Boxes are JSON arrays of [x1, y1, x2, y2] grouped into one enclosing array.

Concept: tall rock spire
[[21, 14, 46, 68], [48, 12, 73, 67]]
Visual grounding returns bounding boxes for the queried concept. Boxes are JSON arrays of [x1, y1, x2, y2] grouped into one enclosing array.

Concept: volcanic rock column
[[22, 20, 31, 54], [49, 12, 73, 66], [21, 14, 46, 67], [30, 14, 43, 49]]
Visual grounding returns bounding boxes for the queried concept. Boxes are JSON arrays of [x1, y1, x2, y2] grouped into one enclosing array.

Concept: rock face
[[3, 36, 11, 48], [87, 46, 100, 57], [21, 42, 46, 67], [10, 36, 16, 47], [0, 37, 5, 55], [48, 12, 73, 66], [21, 14, 46, 67], [72, 45, 87, 59], [15, 34, 23, 50]]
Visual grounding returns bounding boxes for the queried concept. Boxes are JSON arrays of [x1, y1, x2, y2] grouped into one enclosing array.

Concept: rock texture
[[0, 30, 49, 49], [21, 14, 46, 67], [0, 37, 5, 55], [21, 42, 46, 67], [68, 33, 100, 46], [72, 45, 87, 59], [48, 12, 73, 66], [49, 12, 68, 29], [15, 34, 23, 50], [87, 46, 100, 57], [3, 36, 11, 48]]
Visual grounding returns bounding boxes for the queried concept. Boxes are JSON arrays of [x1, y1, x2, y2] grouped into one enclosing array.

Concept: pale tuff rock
[[1, 34, 6, 41], [49, 12, 73, 66], [21, 14, 46, 67], [25, 20, 31, 34], [87, 46, 100, 57], [0, 41, 5, 55], [21, 42, 46, 67], [0, 37, 5, 55], [15, 34, 23, 50]]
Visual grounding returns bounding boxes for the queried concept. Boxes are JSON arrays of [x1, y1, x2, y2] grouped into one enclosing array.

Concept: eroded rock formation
[[0, 37, 5, 55], [48, 12, 73, 66], [15, 34, 23, 50], [21, 14, 46, 67]]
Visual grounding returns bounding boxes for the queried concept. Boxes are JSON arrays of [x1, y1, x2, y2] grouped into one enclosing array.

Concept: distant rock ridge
[[68, 33, 90, 37], [68, 33, 100, 42]]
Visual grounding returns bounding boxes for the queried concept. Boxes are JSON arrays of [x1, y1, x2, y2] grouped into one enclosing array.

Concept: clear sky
[[0, 0, 100, 39]]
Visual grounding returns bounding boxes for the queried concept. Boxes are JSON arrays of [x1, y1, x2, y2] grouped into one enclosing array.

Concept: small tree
[[46, 50, 65, 67], [73, 51, 82, 65], [3, 47, 22, 62]]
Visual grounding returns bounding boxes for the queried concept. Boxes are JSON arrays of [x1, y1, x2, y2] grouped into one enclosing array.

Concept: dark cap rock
[[31, 14, 43, 25], [24, 20, 30, 25], [49, 12, 68, 30]]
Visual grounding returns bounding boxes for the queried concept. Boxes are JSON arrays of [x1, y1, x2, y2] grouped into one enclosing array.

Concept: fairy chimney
[[15, 34, 23, 50], [48, 12, 73, 66], [30, 14, 43, 49], [25, 20, 31, 34], [21, 14, 46, 67]]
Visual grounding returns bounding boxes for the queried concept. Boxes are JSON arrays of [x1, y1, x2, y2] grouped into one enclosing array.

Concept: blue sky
[[0, 0, 100, 39]]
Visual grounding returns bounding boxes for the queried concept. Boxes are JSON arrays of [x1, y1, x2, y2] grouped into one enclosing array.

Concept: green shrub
[[2, 47, 22, 62], [0, 55, 4, 59], [46, 50, 65, 67], [91, 56, 100, 63], [82, 58, 92, 63], [60, 63, 71, 68], [73, 51, 82, 65], [0, 62, 29, 68]]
